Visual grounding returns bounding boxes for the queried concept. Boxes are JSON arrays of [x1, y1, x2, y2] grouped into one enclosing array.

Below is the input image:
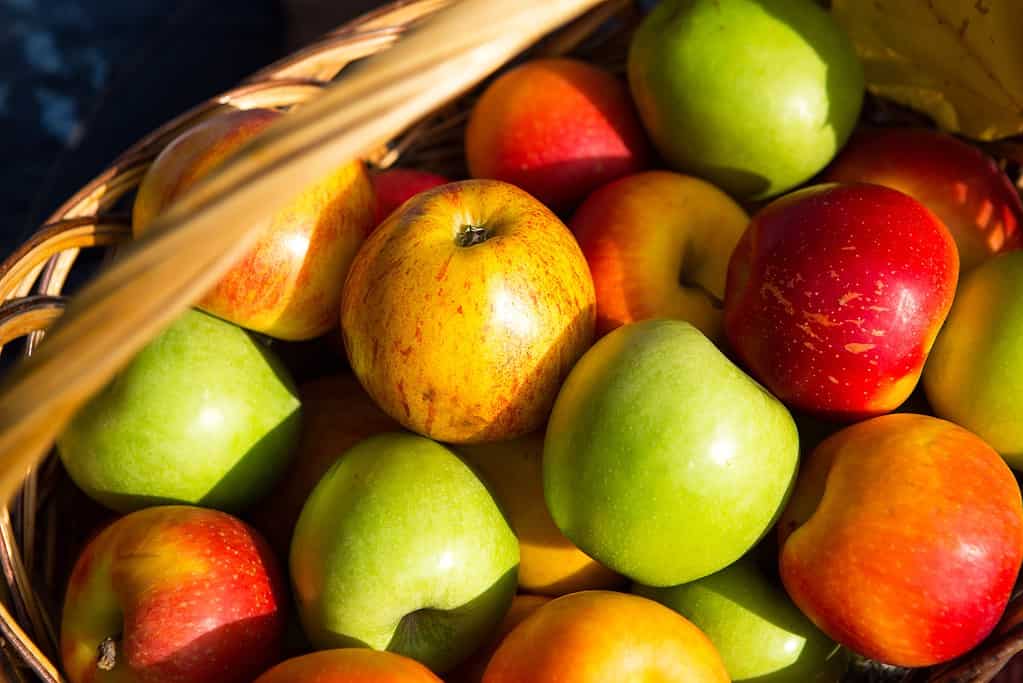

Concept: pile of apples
[[50, 0, 1023, 682]]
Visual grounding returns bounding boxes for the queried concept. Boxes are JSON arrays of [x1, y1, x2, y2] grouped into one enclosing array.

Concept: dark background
[[0, 0, 387, 259]]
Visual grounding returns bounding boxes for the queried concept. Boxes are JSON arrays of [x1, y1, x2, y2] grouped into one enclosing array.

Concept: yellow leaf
[[832, 0, 1023, 140]]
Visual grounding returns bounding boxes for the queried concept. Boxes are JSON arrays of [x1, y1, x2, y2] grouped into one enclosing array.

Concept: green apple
[[924, 251, 1023, 468], [543, 319, 798, 586], [57, 309, 301, 513], [290, 432, 519, 673], [634, 557, 845, 682], [628, 0, 864, 199]]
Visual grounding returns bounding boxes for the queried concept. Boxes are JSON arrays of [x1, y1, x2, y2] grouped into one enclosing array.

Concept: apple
[[448, 594, 550, 683], [465, 58, 651, 211], [923, 252, 1023, 469], [253, 650, 441, 678], [569, 170, 749, 339], [290, 432, 519, 673], [779, 413, 1023, 667], [57, 308, 301, 513], [627, 0, 863, 199], [544, 319, 799, 586], [825, 127, 1023, 274], [481, 590, 729, 683], [248, 373, 401, 553], [341, 179, 595, 444], [61, 505, 286, 683], [457, 433, 621, 596], [133, 107, 376, 340], [634, 556, 844, 682], [372, 168, 450, 226], [252, 649, 442, 683], [724, 182, 959, 420]]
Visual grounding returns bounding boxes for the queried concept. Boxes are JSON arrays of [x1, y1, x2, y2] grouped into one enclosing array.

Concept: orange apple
[[252, 649, 442, 683], [448, 594, 550, 683], [466, 58, 651, 212], [481, 591, 729, 683], [779, 413, 1023, 667], [458, 434, 621, 595], [825, 127, 1023, 273], [134, 108, 376, 340], [247, 373, 401, 553], [341, 179, 595, 443], [570, 171, 748, 339]]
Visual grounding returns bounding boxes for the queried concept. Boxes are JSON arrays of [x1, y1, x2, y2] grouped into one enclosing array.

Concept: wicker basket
[[0, 1, 1022, 681]]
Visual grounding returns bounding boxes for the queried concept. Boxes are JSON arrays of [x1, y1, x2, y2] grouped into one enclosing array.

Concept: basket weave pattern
[[0, 1, 1022, 681]]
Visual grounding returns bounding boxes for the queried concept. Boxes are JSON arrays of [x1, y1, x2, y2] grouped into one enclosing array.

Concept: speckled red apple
[[724, 183, 959, 419]]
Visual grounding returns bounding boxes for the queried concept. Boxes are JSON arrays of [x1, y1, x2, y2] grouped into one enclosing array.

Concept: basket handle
[[0, 0, 607, 507]]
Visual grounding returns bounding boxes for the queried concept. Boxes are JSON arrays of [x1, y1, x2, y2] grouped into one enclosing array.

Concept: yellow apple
[[341, 179, 595, 443]]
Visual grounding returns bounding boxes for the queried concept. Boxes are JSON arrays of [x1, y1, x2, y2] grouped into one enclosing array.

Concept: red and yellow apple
[[779, 414, 1023, 667], [724, 183, 959, 419], [825, 127, 1023, 273], [448, 594, 550, 683], [570, 170, 748, 339], [252, 649, 442, 683], [61, 506, 286, 683], [466, 58, 651, 211], [134, 107, 376, 340], [372, 168, 450, 226], [248, 373, 401, 553], [458, 434, 621, 595], [341, 179, 595, 443], [481, 591, 729, 683]]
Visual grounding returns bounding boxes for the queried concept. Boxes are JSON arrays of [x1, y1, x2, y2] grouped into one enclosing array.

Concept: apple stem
[[97, 636, 118, 671], [456, 224, 489, 247]]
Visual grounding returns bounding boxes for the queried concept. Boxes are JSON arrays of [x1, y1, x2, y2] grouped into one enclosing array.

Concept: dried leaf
[[832, 0, 1023, 140]]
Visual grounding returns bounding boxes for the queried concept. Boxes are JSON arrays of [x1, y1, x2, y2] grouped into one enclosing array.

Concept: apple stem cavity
[[97, 636, 119, 671], [456, 224, 490, 247]]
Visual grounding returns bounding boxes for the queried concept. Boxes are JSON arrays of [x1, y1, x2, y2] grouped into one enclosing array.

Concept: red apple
[[341, 179, 595, 443], [372, 169, 450, 226], [465, 58, 651, 211], [724, 182, 959, 419], [61, 505, 286, 683], [248, 373, 401, 553], [134, 108, 376, 340], [779, 413, 1023, 667], [253, 649, 442, 682], [570, 171, 749, 339], [826, 127, 1023, 273]]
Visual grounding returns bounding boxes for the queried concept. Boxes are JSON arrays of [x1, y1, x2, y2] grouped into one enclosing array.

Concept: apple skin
[[372, 169, 450, 226], [252, 649, 443, 683], [134, 108, 376, 340], [544, 319, 799, 586], [778, 413, 1023, 667], [570, 170, 748, 340], [628, 0, 863, 200], [481, 591, 729, 683], [250, 650, 439, 678], [341, 179, 595, 444], [466, 58, 651, 211], [724, 183, 959, 420], [290, 432, 519, 673], [923, 252, 1023, 469], [825, 127, 1023, 274], [248, 373, 401, 553], [61, 506, 286, 683], [57, 308, 301, 513], [634, 556, 844, 682], [457, 434, 622, 596], [448, 594, 550, 683]]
